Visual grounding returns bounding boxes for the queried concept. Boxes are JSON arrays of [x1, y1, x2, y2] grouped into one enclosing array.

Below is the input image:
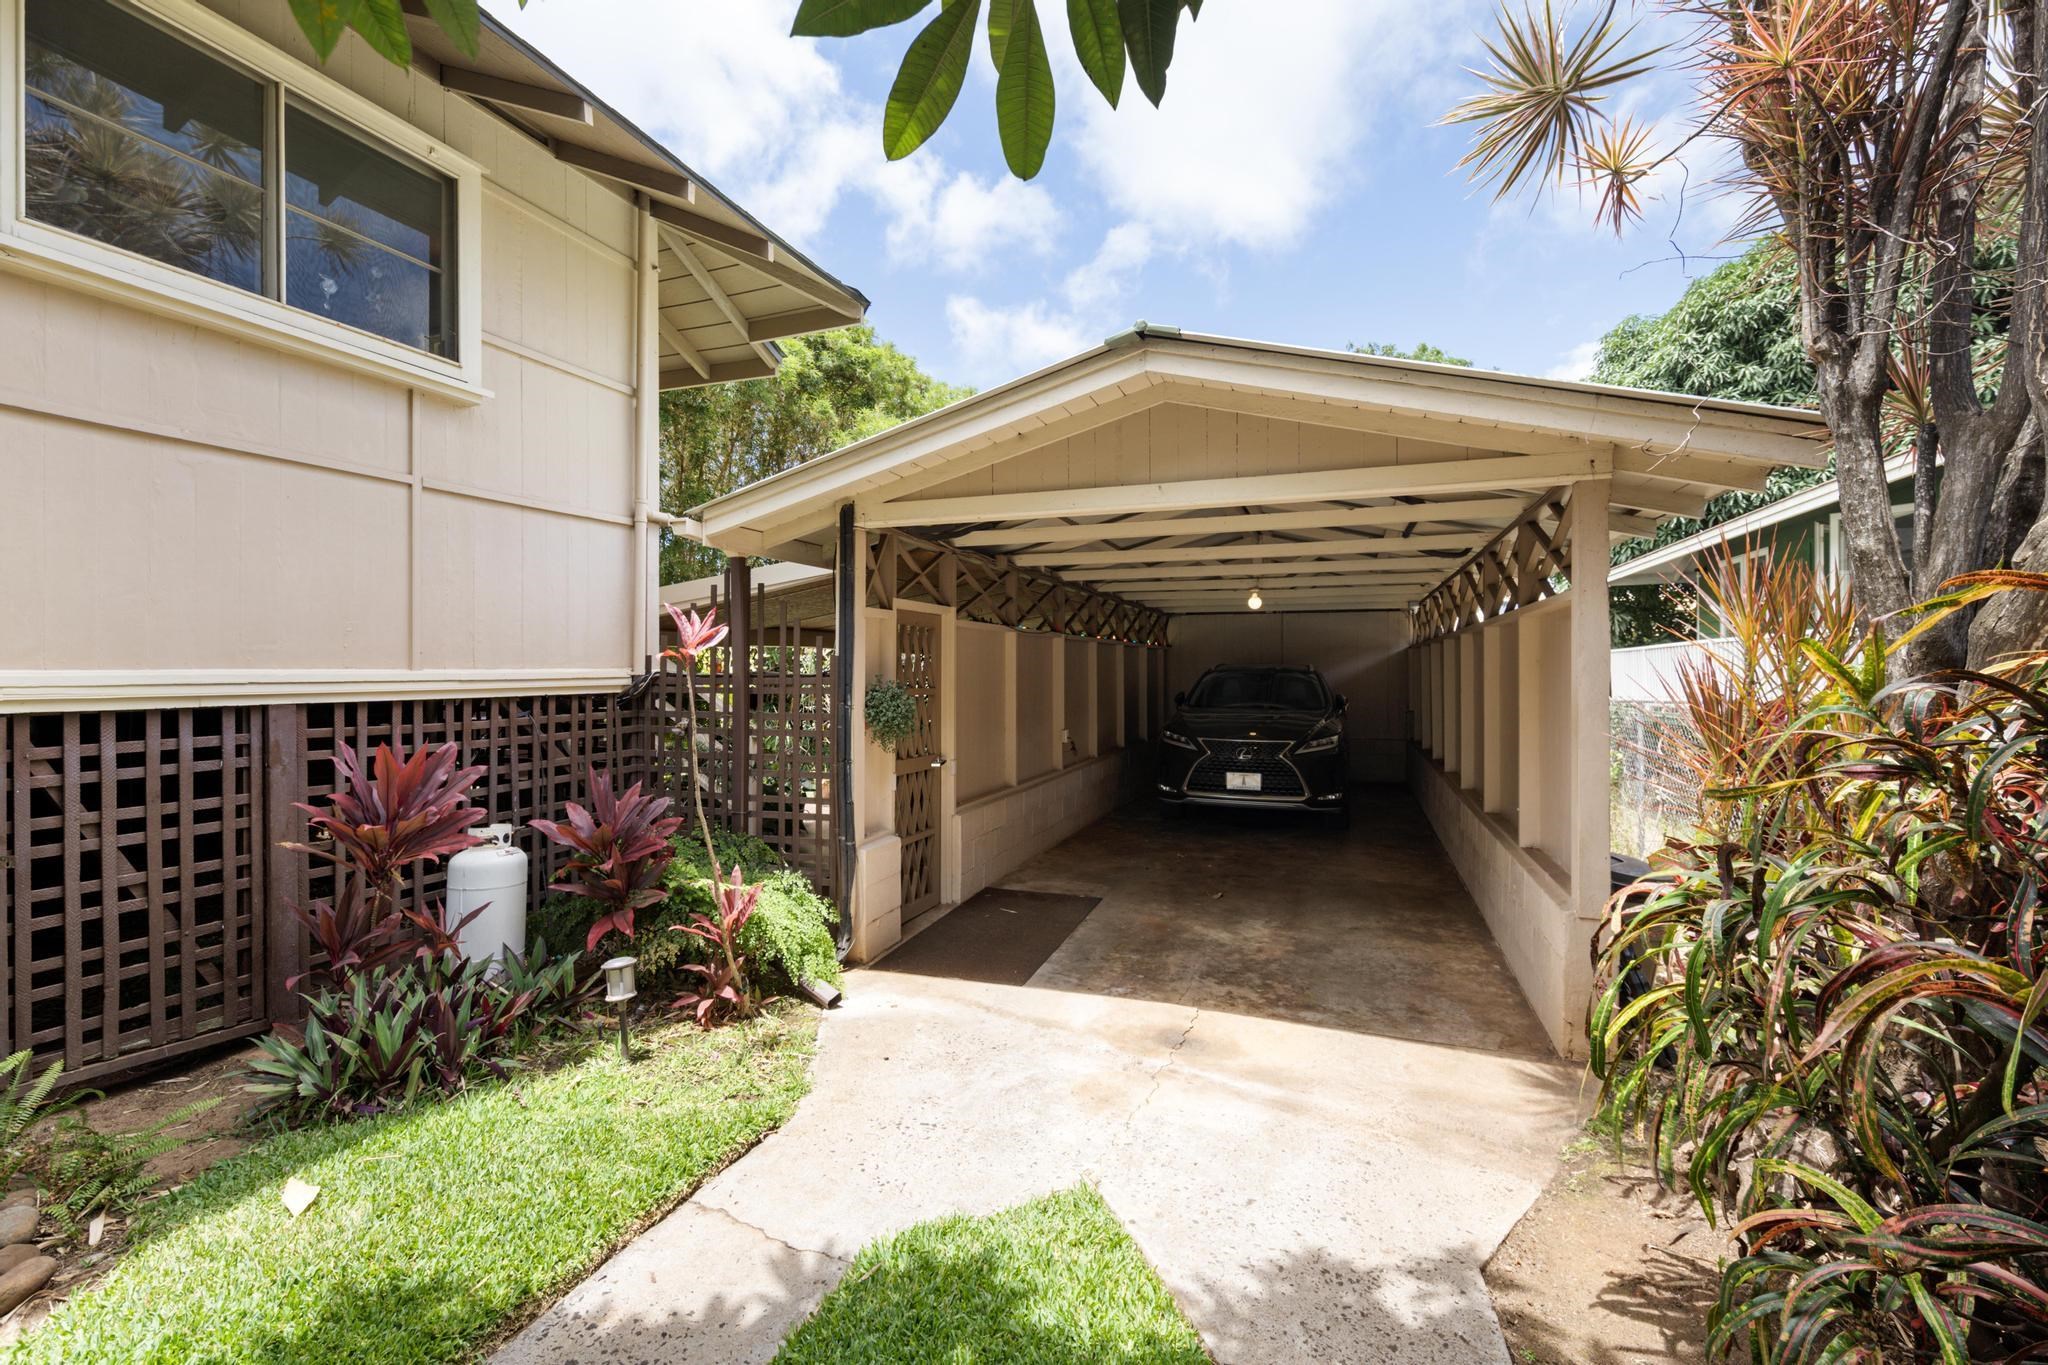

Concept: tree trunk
[[1968, 508, 2048, 665]]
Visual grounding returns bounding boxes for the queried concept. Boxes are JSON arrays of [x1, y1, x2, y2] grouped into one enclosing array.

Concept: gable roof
[[406, 11, 868, 385]]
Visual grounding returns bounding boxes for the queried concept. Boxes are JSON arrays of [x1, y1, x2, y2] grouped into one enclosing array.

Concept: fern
[[38, 1097, 221, 1236], [0, 1050, 80, 1191]]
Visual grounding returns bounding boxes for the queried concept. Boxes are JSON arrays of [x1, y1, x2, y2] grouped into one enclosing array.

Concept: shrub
[[285, 741, 487, 995], [530, 829, 841, 1001], [0, 1050, 81, 1192], [246, 942, 593, 1125], [1593, 558, 2048, 1362], [530, 768, 683, 951]]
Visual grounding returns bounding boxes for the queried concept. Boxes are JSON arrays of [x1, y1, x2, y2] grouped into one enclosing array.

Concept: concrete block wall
[[954, 754, 1125, 905], [1412, 727, 1596, 1059]]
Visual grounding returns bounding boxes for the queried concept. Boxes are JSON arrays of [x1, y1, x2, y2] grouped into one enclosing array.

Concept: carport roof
[[694, 327, 1826, 614]]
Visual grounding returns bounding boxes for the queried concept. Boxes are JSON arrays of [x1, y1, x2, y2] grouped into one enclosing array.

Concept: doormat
[[871, 887, 1101, 987]]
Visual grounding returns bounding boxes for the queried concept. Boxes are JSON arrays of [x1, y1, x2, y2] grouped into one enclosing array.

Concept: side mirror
[[1174, 691, 1187, 707], [1335, 694, 1348, 712]]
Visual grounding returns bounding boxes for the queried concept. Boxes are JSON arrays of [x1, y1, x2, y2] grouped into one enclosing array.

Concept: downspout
[[630, 195, 659, 670], [834, 502, 857, 954]]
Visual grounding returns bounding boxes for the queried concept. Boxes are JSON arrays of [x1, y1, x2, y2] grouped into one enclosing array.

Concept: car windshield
[[1186, 670, 1326, 711]]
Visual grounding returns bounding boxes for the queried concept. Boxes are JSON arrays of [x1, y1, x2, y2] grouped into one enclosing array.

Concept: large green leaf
[[1117, 0, 1182, 106], [418, 0, 481, 60], [792, 0, 934, 37], [883, 0, 982, 162], [348, 0, 413, 64], [995, 0, 1055, 178], [288, 0, 364, 61], [1067, 0, 1124, 106], [987, 0, 1016, 70]]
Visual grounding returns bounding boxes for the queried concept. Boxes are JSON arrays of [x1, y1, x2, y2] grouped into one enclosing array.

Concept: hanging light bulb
[[1247, 587, 1263, 611], [1247, 530, 1265, 611]]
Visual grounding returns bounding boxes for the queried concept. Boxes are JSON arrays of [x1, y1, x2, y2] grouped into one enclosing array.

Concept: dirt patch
[[1485, 1137, 1724, 1365], [67, 1043, 270, 1184], [0, 1042, 267, 1344]]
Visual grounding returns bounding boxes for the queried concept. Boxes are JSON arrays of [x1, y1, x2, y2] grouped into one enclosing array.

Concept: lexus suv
[[1155, 666, 1349, 816]]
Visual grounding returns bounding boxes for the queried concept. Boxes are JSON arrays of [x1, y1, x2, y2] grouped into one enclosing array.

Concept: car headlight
[[1294, 728, 1340, 755], [1163, 728, 1199, 751]]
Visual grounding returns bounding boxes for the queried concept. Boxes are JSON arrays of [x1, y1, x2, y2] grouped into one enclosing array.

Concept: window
[[20, 0, 456, 359]]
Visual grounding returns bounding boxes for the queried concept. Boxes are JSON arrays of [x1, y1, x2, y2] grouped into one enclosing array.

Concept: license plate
[[1226, 771, 1262, 792]]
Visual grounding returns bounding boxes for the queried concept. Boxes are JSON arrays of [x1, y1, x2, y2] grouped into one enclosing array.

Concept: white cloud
[[480, 0, 1057, 268], [945, 222, 1162, 382], [1067, 0, 1484, 251], [1546, 340, 1602, 382], [946, 296, 1096, 379]]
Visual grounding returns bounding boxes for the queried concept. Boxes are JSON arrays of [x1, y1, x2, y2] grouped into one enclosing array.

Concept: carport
[[688, 327, 1823, 1056]]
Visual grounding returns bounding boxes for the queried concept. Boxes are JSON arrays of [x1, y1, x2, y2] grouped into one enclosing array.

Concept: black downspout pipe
[[833, 502, 857, 955]]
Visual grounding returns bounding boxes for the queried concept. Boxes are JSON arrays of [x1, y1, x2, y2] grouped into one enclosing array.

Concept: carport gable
[[693, 329, 1823, 614]]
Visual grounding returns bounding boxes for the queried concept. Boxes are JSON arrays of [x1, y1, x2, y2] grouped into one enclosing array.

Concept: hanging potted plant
[[864, 679, 917, 751]]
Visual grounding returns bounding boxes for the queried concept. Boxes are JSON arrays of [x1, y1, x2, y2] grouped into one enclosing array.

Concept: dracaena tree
[[1445, 0, 2048, 672]]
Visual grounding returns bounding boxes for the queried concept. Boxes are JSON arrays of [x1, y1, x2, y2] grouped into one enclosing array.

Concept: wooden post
[[726, 557, 753, 836], [262, 705, 308, 1024]]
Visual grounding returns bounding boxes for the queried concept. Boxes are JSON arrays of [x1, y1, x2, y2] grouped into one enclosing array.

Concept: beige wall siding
[[954, 623, 1011, 803], [1016, 634, 1058, 782], [1166, 611, 1410, 782], [2, 2, 651, 697], [910, 401, 1486, 503]]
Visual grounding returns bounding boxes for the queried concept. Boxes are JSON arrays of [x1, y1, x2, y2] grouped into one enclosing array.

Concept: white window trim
[[0, 0, 487, 402], [1825, 502, 1915, 582]]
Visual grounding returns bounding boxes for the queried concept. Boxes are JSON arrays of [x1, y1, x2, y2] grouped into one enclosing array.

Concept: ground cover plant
[[775, 1185, 1210, 1365], [1593, 555, 2048, 1360], [530, 827, 843, 1002], [13, 1006, 817, 1365]]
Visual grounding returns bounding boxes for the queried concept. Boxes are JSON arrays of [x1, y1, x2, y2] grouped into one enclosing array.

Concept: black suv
[[1155, 666, 1348, 815]]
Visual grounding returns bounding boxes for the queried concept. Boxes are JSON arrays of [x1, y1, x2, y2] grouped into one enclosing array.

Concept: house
[[685, 328, 1825, 1055], [0, 0, 864, 1081], [1606, 455, 1914, 702]]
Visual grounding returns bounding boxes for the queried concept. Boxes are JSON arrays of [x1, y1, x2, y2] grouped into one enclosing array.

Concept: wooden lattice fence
[[0, 592, 839, 1083]]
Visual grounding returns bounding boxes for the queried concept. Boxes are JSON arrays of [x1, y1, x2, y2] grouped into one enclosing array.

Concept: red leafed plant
[[672, 866, 759, 1027], [285, 741, 486, 991], [660, 602, 761, 1026], [530, 767, 683, 953]]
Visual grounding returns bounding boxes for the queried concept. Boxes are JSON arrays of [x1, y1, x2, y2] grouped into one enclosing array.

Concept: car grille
[[1186, 739, 1306, 797]]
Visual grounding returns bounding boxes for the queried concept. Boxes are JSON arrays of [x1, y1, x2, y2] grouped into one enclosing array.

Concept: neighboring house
[[0, 0, 864, 1081], [1607, 455, 1916, 703]]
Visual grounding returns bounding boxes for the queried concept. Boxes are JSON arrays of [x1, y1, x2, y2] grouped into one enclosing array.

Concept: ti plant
[[672, 867, 761, 1029], [1593, 560, 2048, 1362], [662, 603, 759, 1026], [531, 768, 683, 953], [285, 741, 487, 993]]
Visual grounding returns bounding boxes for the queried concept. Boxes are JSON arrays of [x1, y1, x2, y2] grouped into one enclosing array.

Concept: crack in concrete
[[1124, 1006, 1202, 1130], [702, 1201, 850, 1266]]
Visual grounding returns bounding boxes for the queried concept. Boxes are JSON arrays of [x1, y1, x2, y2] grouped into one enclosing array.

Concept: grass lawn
[[776, 1186, 1210, 1365], [11, 1005, 817, 1365]]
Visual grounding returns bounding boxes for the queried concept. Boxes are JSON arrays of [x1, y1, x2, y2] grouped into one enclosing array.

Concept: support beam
[[659, 355, 775, 389], [649, 199, 770, 261], [439, 65, 591, 122], [663, 230, 751, 341], [949, 499, 1529, 547], [1568, 480, 1613, 941], [864, 451, 1612, 528], [552, 140, 692, 200], [656, 314, 710, 382], [1069, 564, 1446, 587], [1019, 532, 1488, 569]]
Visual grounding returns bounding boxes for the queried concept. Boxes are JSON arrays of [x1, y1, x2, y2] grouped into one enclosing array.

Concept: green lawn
[[11, 1006, 817, 1365], [776, 1186, 1211, 1365]]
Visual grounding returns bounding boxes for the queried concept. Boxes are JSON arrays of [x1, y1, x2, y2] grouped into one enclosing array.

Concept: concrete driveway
[[499, 790, 1582, 1364]]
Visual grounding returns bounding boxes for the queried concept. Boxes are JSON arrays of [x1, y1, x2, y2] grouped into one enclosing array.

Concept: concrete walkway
[[499, 791, 1582, 1364]]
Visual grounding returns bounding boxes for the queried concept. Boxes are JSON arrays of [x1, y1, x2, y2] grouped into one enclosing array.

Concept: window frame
[[0, 0, 485, 399]]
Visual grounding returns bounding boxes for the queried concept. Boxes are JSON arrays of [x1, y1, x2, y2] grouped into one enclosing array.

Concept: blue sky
[[485, 1, 1743, 391]]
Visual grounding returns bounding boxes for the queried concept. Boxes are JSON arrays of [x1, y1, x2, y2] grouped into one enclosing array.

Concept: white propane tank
[[447, 824, 528, 965]]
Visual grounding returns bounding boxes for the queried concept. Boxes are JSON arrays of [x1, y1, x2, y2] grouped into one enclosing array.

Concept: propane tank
[[447, 824, 529, 965]]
